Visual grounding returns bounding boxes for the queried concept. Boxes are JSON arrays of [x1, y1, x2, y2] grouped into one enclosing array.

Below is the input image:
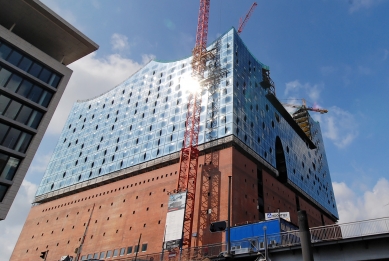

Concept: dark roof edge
[[24, 0, 99, 50]]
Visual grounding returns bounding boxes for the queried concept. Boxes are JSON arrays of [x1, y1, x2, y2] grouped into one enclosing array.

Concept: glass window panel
[[134, 245, 139, 253], [106, 250, 112, 258], [2, 156, 20, 180], [0, 68, 12, 87], [48, 73, 61, 88], [4, 100, 22, 120], [0, 153, 8, 173], [0, 95, 11, 114], [18, 57, 33, 71], [15, 132, 32, 153], [87, 254, 93, 259], [99, 252, 105, 259], [120, 248, 125, 256], [0, 184, 9, 202], [16, 80, 33, 98], [141, 243, 148, 252], [3, 127, 21, 149], [0, 123, 9, 144], [93, 253, 99, 259], [127, 246, 133, 254], [113, 249, 119, 257], [38, 91, 52, 107], [38, 67, 52, 83], [5, 74, 22, 92], [27, 110, 43, 129], [7, 50, 23, 66], [27, 85, 43, 103], [0, 43, 12, 60], [81, 256, 86, 261], [15, 105, 33, 125], [28, 62, 42, 78]]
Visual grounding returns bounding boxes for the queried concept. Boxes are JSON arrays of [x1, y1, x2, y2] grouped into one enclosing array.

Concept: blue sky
[[2, 0, 389, 259]]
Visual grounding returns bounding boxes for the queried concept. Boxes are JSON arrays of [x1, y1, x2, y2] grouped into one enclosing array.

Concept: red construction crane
[[238, 2, 258, 34], [175, 0, 210, 249]]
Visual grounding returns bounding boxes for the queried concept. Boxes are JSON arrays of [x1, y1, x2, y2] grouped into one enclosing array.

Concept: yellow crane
[[282, 99, 328, 139]]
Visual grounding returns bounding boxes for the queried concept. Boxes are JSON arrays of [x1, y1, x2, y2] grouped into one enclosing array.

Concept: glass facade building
[[37, 28, 338, 218]]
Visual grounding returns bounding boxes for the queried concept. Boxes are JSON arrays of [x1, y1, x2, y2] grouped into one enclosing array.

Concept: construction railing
[[110, 217, 389, 261]]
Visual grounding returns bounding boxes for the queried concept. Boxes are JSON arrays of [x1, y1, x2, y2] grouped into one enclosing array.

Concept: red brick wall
[[299, 196, 324, 227], [12, 148, 241, 260], [11, 163, 179, 261], [11, 147, 335, 260], [262, 170, 298, 224]]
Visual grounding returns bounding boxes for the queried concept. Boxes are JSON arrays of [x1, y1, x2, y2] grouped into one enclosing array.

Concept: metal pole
[[263, 226, 268, 261], [227, 176, 232, 256], [135, 233, 142, 261], [161, 226, 167, 261], [298, 210, 314, 261]]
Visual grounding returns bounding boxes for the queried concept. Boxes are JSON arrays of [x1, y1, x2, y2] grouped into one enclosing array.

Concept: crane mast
[[175, 0, 210, 249]]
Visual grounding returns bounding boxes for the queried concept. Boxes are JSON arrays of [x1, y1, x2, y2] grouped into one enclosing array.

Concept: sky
[[2, 0, 389, 259]]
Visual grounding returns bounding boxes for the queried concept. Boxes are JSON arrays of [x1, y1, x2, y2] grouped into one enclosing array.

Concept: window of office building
[[0, 184, 9, 202], [0, 40, 61, 88], [0, 152, 20, 181], [0, 122, 33, 153], [0, 94, 44, 129], [0, 66, 53, 108]]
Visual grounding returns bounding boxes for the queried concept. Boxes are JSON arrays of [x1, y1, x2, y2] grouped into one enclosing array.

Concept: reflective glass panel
[[7, 50, 22, 66], [28, 62, 42, 78], [0, 184, 9, 202], [27, 110, 43, 129], [0, 67, 12, 87], [15, 106, 33, 125], [4, 100, 22, 119], [16, 80, 33, 97], [0, 43, 11, 59], [27, 85, 43, 103], [5, 74, 22, 92], [0, 123, 9, 144], [3, 127, 21, 149], [1, 156, 19, 180], [0, 95, 10, 114], [19, 57, 33, 71]]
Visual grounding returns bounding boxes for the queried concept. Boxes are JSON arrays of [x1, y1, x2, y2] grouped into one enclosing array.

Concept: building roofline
[[24, 0, 99, 50], [0, 0, 98, 65]]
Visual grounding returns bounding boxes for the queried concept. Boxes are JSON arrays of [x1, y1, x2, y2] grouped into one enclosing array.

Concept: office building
[[0, 0, 98, 220]]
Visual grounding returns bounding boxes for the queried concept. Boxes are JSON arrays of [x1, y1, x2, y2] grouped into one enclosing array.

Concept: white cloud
[[0, 180, 37, 261], [348, 0, 383, 13], [318, 106, 358, 148], [47, 51, 153, 134], [334, 178, 389, 223], [111, 33, 130, 52], [283, 80, 358, 148], [28, 153, 52, 174], [284, 80, 323, 103]]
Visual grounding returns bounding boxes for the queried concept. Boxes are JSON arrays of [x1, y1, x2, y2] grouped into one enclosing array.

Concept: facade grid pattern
[[36, 28, 338, 218]]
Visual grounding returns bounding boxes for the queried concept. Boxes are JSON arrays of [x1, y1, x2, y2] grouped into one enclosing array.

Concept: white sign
[[164, 192, 187, 245], [265, 212, 291, 222]]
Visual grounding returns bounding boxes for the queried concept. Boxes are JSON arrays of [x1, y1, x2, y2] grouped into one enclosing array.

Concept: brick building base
[[11, 147, 335, 261]]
